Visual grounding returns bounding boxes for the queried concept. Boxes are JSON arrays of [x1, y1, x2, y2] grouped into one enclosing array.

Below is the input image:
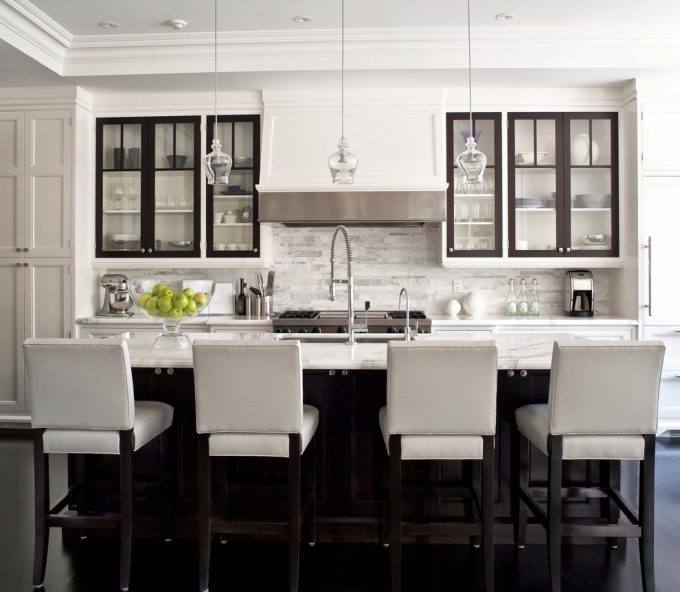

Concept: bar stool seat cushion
[[378, 406, 483, 460], [42, 401, 174, 455], [515, 404, 645, 461], [209, 404, 319, 458]]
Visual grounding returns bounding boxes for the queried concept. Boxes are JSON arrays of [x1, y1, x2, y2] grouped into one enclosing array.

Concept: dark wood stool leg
[[389, 436, 402, 592], [601, 460, 622, 548], [482, 436, 495, 592], [159, 430, 173, 542], [547, 436, 563, 592], [513, 431, 529, 549], [198, 434, 211, 592], [119, 430, 134, 592], [305, 437, 317, 547], [289, 435, 302, 592], [639, 435, 656, 592], [33, 430, 49, 589]]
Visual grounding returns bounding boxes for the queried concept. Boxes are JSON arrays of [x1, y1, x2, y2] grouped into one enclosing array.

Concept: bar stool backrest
[[193, 340, 303, 435], [548, 340, 665, 436], [24, 337, 135, 431], [387, 340, 498, 436]]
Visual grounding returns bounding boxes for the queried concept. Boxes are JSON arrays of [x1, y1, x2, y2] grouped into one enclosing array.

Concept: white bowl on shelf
[[516, 151, 548, 164]]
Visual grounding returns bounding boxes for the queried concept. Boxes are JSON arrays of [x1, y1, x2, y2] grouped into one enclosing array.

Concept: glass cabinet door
[[207, 115, 260, 258], [150, 118, 200, 256], [509, 114, 564, 256], [565, 113, 618, 256], [98, 120, 144, 255], [446, 113, 502, 257]]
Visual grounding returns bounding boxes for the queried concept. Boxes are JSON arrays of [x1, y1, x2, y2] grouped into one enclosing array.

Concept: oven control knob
[[336, 327, 347, 334], [312, 327, 322, 333], [276, 328, 291, 334], [386, 327, 397, 334]]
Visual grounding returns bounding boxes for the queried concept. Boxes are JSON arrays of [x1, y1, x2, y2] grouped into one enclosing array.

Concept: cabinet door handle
[[140, 248, 146, 253], [341, 369, 350, 376], [24, 247, 28, 252], [645, 237, 652, 317], [506, 370, 515, 377], [23, 262, 28, 267], [558, 247, 564, 253], [519, 369, 528, 378], [154, 368, 162, 375], [566, 247, 571, 253], [16, 262, 21, 267], [328, 370, 336, 376], [448, 247, 453, 253], [167, 368, 174, 375], [147, 248, 153, 254], [16, 247, 21, 252]]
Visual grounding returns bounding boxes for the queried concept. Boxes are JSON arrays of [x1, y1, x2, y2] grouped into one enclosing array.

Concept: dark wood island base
[[65, 369, 622, 546]]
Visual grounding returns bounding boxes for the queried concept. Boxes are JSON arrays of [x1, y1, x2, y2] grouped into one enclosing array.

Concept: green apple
[[152, 283, 167, 296], [138, 292, 152, 308], [182, 287, 195, 299], [157, 295, 173, 313], [173, 293, 189, 310], [169, 307, 182, 319], [193, 292, 207, 307], [184, 299, 197, 315], [161, 288, 174, 299], [145, 296, 159, 315]]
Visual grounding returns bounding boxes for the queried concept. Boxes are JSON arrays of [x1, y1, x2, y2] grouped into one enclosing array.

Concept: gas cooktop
[[273, 310, 431, 334]]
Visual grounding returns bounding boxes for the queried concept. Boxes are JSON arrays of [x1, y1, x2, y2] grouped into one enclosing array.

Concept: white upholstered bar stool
[[513, 341, 665, 592], [24, 337, 174, 592], [192, 340, 319, 592], [378, 340, 498, 592]]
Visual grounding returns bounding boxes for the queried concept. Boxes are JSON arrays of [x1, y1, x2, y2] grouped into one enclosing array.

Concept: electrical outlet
[[452, 279, 464, 293]]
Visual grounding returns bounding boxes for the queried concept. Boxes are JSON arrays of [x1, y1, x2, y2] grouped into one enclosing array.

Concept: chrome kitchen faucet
[[329, 225, 366, 344]]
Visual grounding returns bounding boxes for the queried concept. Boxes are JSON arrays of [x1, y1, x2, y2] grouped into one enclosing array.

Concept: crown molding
[[0, 85, 91, 108]]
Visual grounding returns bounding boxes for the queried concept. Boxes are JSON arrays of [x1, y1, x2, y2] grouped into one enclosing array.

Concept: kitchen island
[[67, 332, 620, 545]]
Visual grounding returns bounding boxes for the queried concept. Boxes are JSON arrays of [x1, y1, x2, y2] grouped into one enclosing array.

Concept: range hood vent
[[258, 187, 447, 225]]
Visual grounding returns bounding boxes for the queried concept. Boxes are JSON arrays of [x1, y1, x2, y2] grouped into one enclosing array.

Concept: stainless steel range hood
[[257, 187, 447, 225]]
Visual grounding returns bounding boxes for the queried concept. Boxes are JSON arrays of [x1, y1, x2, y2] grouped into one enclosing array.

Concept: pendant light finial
[[328, 0, 357, 184], [455, 0, 486, 186], [203, 0, 232, 186]]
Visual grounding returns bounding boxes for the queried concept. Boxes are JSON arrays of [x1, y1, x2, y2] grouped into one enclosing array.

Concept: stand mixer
[[98, 274, 134, 317]]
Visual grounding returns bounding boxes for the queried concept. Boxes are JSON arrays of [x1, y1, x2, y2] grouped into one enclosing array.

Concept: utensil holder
[[248, 296, 262, 318], [260, 295, 273, 317]]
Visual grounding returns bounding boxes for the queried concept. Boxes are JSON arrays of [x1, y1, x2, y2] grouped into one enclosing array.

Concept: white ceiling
[[29, 0, 680, 35]]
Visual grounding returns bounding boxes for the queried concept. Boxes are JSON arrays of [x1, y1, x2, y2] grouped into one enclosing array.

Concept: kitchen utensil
[[581, 234, 609, 244], [223, 210, 239, 223], [516, 151, 548, 164], [266, 271, 275, 296], [214, 212, 224, 224], [260, 295, 273, 317], [166, 154, 188, 168], [565, 270, 594, 317], [516, 197, 547, 208], [249, 286, 261, 297], [248, 295, 261, 318], [257, 273, 265, 297], [98, 274, 134, 317], [169, 240, 193, 248]]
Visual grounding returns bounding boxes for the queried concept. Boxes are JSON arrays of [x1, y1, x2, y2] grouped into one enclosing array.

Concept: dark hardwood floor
[[2, 435, 680, 592]]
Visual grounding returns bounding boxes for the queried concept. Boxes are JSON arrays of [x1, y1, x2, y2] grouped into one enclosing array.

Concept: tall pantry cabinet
[[0, 97, 92, 418]]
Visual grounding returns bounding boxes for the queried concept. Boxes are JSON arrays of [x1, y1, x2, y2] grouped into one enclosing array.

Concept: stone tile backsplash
[[113, 225, 610, 315]]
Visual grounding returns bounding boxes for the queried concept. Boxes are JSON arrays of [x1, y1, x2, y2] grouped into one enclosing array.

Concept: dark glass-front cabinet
[[206, 115, 260, 258], [96, 116, 201, 258], [446, 113, 502, 257], [508, 112, 618, 257]]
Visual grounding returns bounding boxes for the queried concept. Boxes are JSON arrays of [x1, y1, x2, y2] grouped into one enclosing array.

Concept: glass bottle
[[529, 278, 540, 315], [505, 279, 518, 316], [518, 279, 529, 315]]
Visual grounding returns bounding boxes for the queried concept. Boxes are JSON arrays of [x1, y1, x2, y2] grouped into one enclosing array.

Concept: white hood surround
[[257, 88, 447, 224]]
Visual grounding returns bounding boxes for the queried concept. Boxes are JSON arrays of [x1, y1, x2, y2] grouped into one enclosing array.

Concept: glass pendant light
[[203, 0, 232, 186], [328, 0, 357, 184], [456, 0, 486, 186]]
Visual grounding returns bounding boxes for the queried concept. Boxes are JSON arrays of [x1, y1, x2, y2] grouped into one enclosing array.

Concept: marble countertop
[[126, 331, 570, 371], [76, 315, 273, 326]]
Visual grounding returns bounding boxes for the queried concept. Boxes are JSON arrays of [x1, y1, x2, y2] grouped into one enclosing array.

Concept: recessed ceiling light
[[167, 19, 188, 31], [292, 15, 314, 24], [495, 12, 516, 22], [98, 20, 119, 29]]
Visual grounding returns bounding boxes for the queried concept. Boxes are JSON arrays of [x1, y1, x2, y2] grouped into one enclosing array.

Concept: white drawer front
[[643, 326, 680, 366], [497, 326, 634, 340]]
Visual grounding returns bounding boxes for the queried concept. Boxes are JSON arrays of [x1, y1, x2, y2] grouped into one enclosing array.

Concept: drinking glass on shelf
[[468, 239, 476, 250], [168, 195, 176, 210], [471, 203, 481, 221], [113, 186, 123, 210], [157, 195, 167, 210], [179, 195, 188, 209], [458, 204, 469, 222], [128, 187, 139, 211], [480, 239, 489, 250], [454, 241, 463, 250]]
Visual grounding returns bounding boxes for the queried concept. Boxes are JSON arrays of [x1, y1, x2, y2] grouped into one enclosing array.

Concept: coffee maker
[[565, 270, 594, 317], [98, 274, 134, 317]]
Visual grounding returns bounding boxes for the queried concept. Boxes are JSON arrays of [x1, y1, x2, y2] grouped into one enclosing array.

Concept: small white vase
[[571, 133, 600, 165], [462, 292, 487, 317], [444, 298, 461, 317]]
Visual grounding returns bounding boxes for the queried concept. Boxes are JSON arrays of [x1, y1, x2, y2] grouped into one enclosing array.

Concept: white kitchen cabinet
[[640, 177, 680, 325], [643, 326, 680, 368], [0, 259, 71, 416], [0, 260, 25, 414], [0, 112, 24, 257], [641, 104, 680, 175], [24, 111, 71, 257], [76, 322, 210, 339], [496, 325, 635, 340]]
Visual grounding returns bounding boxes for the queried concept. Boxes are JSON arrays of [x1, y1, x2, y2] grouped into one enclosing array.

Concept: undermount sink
[[278, 335, 412, 344]]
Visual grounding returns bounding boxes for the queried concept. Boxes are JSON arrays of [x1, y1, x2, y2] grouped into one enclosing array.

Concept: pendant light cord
[[341, 0, 345, 140], [466, 0, 473, 139], [214, 0, 218, 133]]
